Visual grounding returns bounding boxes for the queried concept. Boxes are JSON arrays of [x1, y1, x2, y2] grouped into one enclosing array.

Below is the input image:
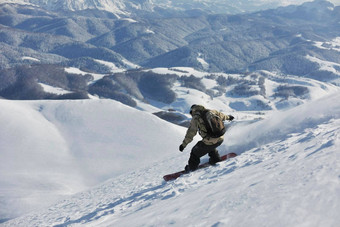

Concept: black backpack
[[200, 109, 226, 138]]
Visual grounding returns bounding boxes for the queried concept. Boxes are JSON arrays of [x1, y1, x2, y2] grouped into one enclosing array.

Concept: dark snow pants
[[188, 140, 223, 170]]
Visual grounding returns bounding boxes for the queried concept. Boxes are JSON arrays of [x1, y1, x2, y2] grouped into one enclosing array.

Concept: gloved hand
[[228, 115, 234, 121], [179, 144, 185, 152]]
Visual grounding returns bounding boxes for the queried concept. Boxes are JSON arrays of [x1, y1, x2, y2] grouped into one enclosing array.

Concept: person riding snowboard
[[179, 104, 234, 172]]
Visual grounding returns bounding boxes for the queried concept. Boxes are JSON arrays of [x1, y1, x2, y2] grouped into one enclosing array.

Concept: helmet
[[189, 104, 205, 115]]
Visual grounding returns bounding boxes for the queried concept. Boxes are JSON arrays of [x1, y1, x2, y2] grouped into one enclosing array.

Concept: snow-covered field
[[1, 81, 340, 226]]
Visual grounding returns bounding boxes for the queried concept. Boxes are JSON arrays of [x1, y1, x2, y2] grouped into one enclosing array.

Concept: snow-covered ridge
[[3, 90, 340, 227], [141, 68, 339, 114], [2, 0, 130, 15], [3, 0, 339, 16], [313, 37, 340, 53], [1, 0, 158, 16]]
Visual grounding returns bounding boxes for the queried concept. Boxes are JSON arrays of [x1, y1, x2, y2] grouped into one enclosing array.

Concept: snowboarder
[[179, 104, 234, 172]]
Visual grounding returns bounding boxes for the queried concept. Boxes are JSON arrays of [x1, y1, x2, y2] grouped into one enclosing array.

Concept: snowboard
[[163, 152, 237, 181]]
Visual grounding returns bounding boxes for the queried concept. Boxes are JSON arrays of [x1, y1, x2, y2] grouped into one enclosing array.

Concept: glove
[[179, 144, 185, 152], [228, 115, 234, 121]]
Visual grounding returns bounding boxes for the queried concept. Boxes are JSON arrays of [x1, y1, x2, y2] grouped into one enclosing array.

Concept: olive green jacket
[[181, 106, 232, 148]]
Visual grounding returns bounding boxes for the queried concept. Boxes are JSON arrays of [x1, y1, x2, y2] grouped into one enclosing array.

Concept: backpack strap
[[199, 109, 213, 136]]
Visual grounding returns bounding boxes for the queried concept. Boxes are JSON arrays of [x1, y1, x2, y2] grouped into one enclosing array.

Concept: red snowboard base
[[163, 152, 237, 181]]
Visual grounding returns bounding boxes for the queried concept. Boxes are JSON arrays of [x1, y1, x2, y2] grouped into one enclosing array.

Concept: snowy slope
[[0, 99, 185, 221], [3, 89, 340, 226]]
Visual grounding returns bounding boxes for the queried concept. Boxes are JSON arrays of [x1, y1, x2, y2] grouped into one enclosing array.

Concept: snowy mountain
[[0, 0, 315, 15], [1, 0, 340, 225], [1, 65, 338, 115], [1, 0, 339, 79], [1, 82, 340, 226], [1, 0, 142, 16], [4, 0, 340, 15], [1, 64, 340, 223]]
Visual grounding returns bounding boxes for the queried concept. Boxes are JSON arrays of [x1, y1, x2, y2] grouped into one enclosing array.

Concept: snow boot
[[187, 153, 200, 171], [208, 150, 222, 165], [184, 164, 197, 173]]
